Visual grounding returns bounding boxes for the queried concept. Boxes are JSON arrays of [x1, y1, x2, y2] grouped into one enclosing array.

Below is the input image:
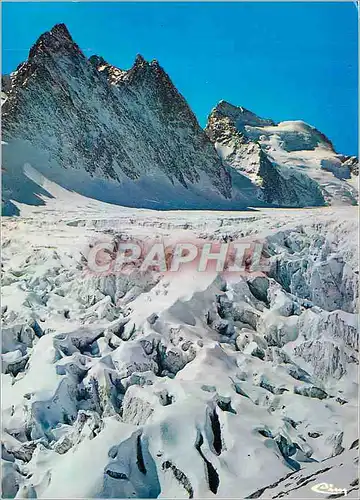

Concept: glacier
[[1, 188, 358, 498], [2, 24, 358, 215]]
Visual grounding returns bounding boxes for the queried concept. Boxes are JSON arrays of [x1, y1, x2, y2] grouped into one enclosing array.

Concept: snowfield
[[1, 187, 358, 499]]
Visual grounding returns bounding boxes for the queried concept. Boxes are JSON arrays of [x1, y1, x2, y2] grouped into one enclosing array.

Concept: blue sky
[[2, 2, 358, 155]]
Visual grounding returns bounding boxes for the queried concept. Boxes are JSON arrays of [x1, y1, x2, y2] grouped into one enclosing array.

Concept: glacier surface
[[1, 189, 358, 499]]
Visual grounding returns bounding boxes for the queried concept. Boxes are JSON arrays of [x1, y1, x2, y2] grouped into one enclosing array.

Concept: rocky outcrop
[[2, 204, 358, 498]]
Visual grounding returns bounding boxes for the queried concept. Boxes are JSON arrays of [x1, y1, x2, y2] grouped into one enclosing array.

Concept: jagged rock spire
[[28, 23, 82, 61]]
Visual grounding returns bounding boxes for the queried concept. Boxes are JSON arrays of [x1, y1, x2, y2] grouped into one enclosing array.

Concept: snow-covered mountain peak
[[88, 54, 128, 84], [1, 199, 359, 498], [206, 100, 358, 206]]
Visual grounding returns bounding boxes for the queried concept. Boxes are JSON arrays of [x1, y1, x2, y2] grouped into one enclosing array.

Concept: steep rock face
[[206, 101, 358, 207], [2, 24, 245, 213], [1, 74, 11, 92]]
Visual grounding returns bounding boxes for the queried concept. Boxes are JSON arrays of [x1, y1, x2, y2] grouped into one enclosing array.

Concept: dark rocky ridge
[[2, 24, 245, 213]]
